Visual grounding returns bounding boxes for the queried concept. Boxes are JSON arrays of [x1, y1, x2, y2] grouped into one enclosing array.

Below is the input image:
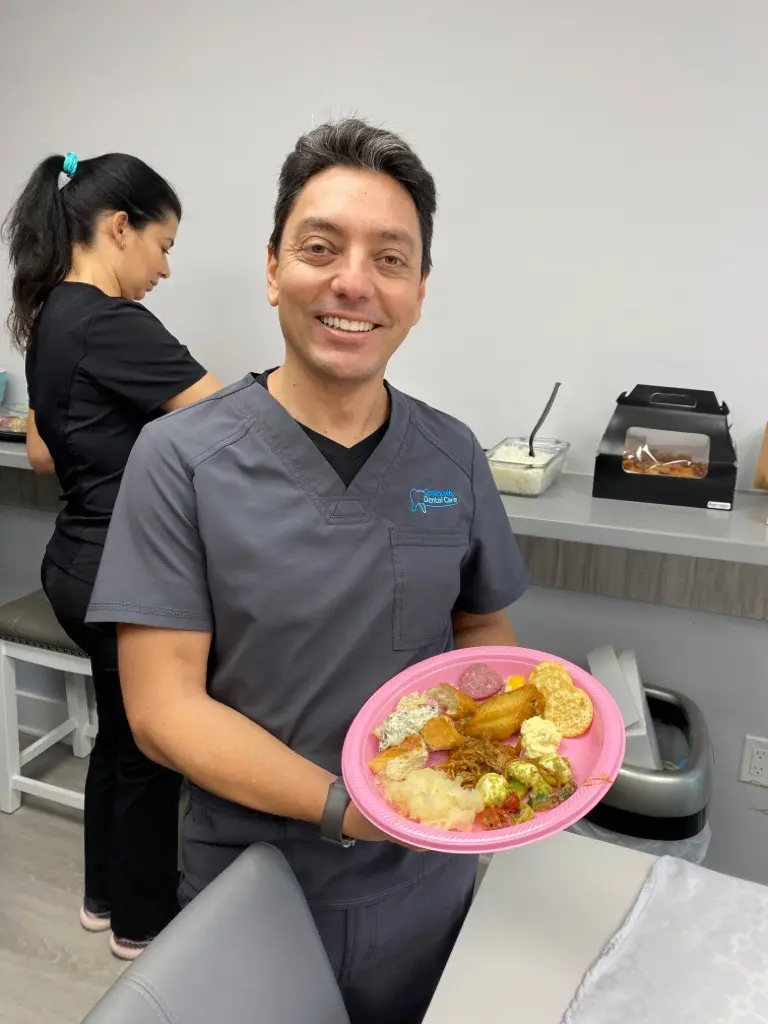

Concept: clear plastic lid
[[0, 406, 28, 434], [487, 437, 570, 467], [622, 428, 710, 480]]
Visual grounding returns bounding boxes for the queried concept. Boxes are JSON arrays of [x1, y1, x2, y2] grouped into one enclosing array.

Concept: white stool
[[0, 590, 95, 813]]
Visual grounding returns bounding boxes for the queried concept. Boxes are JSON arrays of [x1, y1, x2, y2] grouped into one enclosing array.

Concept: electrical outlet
[[740, 736, 768, 787]]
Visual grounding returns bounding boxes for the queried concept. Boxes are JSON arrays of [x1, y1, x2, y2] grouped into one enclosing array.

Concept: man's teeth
[[320, 316, 376, 333]]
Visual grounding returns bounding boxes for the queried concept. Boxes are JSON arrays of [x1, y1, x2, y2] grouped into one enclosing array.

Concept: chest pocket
[[390, 527, 469, 651]]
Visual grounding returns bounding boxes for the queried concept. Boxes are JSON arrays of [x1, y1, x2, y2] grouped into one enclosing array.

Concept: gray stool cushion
[[0, 589, 85, 657]]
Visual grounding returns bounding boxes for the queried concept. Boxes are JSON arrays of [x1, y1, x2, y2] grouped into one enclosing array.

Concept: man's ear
[[411, 271, 429, 327], [266, 245, 279, 308]]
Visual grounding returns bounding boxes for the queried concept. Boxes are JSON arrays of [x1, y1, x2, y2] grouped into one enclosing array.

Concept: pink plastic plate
[[342, 646, 626, 854]]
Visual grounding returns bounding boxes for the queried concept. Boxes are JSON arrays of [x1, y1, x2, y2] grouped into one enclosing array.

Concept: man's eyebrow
[[378, 227, 416, 249], [295, 217, 343, 236], [294, 217, 416, 250]]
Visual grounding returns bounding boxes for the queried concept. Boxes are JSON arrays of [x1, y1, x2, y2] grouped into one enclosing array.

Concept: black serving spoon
[[529, 382, 562, 459]]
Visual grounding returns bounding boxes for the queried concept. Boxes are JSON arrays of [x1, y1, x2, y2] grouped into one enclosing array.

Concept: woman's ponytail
[[2, 155, 73, 352], [2, 150, 181, 353]]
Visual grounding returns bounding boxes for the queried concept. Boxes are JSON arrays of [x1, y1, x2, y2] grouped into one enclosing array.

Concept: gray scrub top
[[88, 374, 529, 905]]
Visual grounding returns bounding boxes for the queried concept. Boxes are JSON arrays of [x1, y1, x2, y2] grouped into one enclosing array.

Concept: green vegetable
[[509, 804, 535, 825], [505, 760, 541, 789], [508, 779, 528, 800], [560, 779, 577, 800], [536, 754, 574, 787], [475, 772, 511, 808], [529, 778, 560, 812]]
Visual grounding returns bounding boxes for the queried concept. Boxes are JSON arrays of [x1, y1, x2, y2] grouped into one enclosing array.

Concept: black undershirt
[[254, 370, 389, 488]]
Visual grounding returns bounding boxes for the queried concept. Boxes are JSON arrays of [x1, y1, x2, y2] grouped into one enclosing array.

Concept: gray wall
[[0, 506, 52, 606], [513, 586, 768, 885], [0, 507, 58, 701]]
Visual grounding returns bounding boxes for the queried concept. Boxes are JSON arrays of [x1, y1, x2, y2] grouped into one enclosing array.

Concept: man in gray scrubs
[[88, 118, 529, 1023]]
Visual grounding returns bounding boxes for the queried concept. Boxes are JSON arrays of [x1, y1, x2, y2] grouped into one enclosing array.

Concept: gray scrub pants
[[179, 805, 477, 1024], [310, 856, 477, 1024]]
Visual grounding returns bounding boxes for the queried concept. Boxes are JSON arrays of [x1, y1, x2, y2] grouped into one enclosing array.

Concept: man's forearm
[[452, 610, 517, 649], [118, 624, 390, 843], [134, 692, 335, 826]]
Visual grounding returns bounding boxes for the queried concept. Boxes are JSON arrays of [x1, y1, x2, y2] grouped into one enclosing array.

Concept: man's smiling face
[[267, 166, 427, 383]]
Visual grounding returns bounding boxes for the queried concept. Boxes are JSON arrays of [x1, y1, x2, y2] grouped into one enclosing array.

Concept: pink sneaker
[[79, 901, 111, 933], [109, 933, 152, 961]]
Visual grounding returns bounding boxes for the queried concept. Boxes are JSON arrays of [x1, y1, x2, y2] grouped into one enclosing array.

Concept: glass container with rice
[[486, 437, 570, 496]]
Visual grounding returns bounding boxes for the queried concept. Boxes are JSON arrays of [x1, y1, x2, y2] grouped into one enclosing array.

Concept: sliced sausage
[[457, 662, 505, 700]]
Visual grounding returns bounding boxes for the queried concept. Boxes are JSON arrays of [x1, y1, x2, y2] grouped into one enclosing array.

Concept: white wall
[[2, 1, 768, 477], [2, 2, 768, 882]]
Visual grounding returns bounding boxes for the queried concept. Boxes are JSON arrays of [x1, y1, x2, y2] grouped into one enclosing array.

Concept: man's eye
[[306, 243, 329, 255], [381, 254, 405, 267]]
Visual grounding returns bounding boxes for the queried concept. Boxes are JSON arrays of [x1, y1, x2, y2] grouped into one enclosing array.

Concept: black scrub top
[[26, 282, 206, 585]]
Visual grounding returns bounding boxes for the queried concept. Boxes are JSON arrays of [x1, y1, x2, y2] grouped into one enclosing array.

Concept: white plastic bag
[[568, 819, 711, 865]]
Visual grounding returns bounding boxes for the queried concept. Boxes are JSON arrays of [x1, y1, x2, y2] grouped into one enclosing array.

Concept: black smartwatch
[[320, 777, 356, 848]]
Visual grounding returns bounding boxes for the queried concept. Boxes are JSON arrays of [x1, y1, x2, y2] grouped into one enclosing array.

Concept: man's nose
[[330, 252, 375, 302]]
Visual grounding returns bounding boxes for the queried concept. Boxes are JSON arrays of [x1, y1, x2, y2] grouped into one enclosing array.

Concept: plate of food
[[0, 407, 28, 444], [342, 646, 625, 854]]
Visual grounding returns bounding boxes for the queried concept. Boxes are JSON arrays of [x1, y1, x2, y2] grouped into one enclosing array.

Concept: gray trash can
[[570, 685, 713, 863]]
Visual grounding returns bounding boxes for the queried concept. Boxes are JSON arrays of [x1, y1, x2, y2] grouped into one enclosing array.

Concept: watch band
[[320, 777, 356, 848]]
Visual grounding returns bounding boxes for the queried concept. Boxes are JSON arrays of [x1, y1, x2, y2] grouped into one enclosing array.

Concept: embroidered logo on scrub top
[[409, 488, 459, 513]]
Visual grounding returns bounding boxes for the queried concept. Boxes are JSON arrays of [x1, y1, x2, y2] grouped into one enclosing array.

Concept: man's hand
[[342, 801, 392, 843], [343, 799, 425, 851]]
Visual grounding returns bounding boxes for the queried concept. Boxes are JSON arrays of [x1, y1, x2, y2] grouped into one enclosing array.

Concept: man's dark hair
[[269, 118, 436, 275]]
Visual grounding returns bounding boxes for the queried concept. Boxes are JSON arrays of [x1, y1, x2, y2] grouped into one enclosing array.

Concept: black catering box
[[592, 386, 737, 511]]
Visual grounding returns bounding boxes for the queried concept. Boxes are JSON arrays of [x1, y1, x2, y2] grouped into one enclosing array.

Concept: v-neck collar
[[239, 373, 412, 523]]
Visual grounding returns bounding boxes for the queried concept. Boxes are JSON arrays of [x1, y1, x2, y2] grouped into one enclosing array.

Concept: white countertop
[[424, 832, 654, 1024], [503, 473, 768, 565], [0, 440, 30, 470]]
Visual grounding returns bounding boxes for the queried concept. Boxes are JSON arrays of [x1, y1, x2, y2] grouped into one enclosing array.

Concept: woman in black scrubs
[[3, 151, 221, 959]]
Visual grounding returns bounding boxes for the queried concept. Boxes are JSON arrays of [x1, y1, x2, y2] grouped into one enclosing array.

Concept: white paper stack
[[587, 646, 662, 770]]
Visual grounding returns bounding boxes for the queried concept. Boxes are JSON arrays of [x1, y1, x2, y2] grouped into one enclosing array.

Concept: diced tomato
[[502, 792, 521, 813], [476, 807, 509, 830]]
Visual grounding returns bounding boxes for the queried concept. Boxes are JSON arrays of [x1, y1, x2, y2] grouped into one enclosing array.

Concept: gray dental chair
[[82, 844, 350, 1024]]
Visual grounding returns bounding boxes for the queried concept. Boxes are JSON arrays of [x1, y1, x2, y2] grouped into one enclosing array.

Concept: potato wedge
[[462, 686, 544, 742], [421, 714, 466, 751]]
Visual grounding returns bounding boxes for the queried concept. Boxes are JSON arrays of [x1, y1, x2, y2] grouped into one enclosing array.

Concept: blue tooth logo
[[410, 489, 428, 513], [410, 488, 459, 513]]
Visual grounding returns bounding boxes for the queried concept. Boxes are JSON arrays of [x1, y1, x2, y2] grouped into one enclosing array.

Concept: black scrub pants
[[41, 556, 181, 941]]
